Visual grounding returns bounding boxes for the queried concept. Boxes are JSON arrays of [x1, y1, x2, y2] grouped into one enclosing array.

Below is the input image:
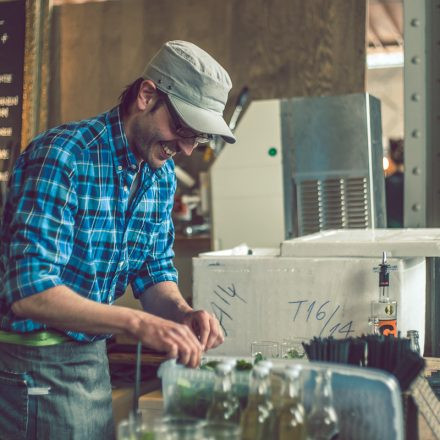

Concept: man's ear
[[136, 80, 158, 111]]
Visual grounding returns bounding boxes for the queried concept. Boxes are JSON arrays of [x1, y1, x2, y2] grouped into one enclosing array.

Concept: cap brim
[[168, 94, 236, 144]]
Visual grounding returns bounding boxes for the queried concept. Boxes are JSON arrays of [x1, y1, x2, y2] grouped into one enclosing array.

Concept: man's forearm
[[140, 281, 192, 323], [11, 283, 204, 366], [11, 284, 144, 336]]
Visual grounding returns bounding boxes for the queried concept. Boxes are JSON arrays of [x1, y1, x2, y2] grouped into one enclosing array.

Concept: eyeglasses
[[162, 94, 212, 144]]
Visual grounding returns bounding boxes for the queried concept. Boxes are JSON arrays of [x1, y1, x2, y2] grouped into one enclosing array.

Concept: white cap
[[143, 40, 236, 144]]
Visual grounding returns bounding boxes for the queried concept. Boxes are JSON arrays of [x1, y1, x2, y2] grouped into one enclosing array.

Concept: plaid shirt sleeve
[[1, 140, 78, 306]]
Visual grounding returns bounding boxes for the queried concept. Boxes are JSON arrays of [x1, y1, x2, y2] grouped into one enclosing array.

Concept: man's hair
[[118, 77, 166, 116], [118, 77, 143, 115]]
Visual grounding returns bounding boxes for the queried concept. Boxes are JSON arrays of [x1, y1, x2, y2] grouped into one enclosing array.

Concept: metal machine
[[210, 93, 386, 250]]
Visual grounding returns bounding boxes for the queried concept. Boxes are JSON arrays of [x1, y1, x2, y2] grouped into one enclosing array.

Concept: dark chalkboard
[[0, 0, 25, 212]]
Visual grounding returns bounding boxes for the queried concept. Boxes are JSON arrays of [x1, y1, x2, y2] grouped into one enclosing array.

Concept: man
[[385, 138, 404, 228], [0, 40, 235, 439]]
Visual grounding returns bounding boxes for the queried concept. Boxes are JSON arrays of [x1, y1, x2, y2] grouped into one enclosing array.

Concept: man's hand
[[133, 313, 203, 368], [140, 282, 225, 353], [181, 310, 224, 351]]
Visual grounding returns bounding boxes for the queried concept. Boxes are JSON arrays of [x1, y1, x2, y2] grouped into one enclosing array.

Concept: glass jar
[[203, 421, 241, 440], [251, 340, 279, 359], [154, 416, 205, 440], [117, 411, 155, 440], [280, 338, 306, 359], [240, 365, 274, 440], [206, 362, 241, 424], [407, 330, 421, 355], [307, 370, 340, 440], [277, 365, 306, 440]]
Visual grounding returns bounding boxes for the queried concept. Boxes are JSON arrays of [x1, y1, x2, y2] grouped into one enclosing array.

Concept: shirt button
[[123, 185, 128, 192], [130, 164, 137, 170], [117, 165, 123, 171]]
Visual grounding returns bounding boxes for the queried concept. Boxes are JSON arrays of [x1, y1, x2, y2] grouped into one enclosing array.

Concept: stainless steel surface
[[403, 0, 427, 227], [281, 93, 386, 237]]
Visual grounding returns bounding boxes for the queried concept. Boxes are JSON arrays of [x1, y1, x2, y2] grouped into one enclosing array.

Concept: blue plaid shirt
[[0, 106, 178, 341]]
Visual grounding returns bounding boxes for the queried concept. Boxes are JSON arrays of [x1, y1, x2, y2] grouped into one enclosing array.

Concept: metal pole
[[404, 0, 440, 356], [403, 0, 427, 228], [426, 0, 440, 357]]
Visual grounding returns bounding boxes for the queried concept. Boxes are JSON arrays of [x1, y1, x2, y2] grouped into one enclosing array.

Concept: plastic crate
[[158, 357, 250, 419], [158, 357, 404, 440]]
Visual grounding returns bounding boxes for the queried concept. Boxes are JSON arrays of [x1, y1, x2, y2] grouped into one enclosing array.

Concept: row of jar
[[205, 360, 339, 440], [120, 360, 341, 440]]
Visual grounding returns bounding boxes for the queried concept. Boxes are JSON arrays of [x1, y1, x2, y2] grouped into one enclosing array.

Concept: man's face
[[130, 97, 200, 169]]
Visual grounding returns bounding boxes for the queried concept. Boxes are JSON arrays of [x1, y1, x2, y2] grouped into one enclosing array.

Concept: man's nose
[[178, 139, 198, 156]]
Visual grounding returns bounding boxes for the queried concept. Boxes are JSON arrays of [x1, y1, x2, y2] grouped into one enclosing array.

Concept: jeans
[[0, 339, 114, 440]]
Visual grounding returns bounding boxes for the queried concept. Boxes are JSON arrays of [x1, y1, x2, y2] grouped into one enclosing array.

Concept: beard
[[130, 116, 163, 168]]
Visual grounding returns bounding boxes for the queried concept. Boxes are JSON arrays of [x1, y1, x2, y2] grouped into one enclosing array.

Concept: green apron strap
[[0, 330, 71, 346]]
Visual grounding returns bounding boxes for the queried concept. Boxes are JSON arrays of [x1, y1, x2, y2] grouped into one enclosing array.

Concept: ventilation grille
[[297, 177, 369, 236], [345, 177, 369, 228]]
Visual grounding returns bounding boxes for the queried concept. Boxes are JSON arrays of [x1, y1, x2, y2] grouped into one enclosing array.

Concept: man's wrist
[[174, 302, 193, 323], [123, 308, 147, 338]]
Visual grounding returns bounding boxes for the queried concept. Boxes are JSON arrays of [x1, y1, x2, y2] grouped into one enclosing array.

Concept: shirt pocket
[[127, 219, 164, 265], [140, 220, 164, 254]]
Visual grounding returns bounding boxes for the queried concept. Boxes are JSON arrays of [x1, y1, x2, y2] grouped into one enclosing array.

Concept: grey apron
[[0, 339, 114, 440]]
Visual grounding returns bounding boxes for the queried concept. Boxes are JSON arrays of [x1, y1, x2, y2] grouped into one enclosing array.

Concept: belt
[[0, 329, 71, 346]]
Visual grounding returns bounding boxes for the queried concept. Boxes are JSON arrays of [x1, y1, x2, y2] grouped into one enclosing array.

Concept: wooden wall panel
[[48, 0, 366, 127]]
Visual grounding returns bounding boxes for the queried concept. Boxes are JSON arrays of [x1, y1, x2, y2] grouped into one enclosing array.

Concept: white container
[[193, 230, 431, 357], [281, 228, 440, 258]]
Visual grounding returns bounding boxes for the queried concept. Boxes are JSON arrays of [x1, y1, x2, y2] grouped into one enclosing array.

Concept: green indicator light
[[268, 147, 277, 157]]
